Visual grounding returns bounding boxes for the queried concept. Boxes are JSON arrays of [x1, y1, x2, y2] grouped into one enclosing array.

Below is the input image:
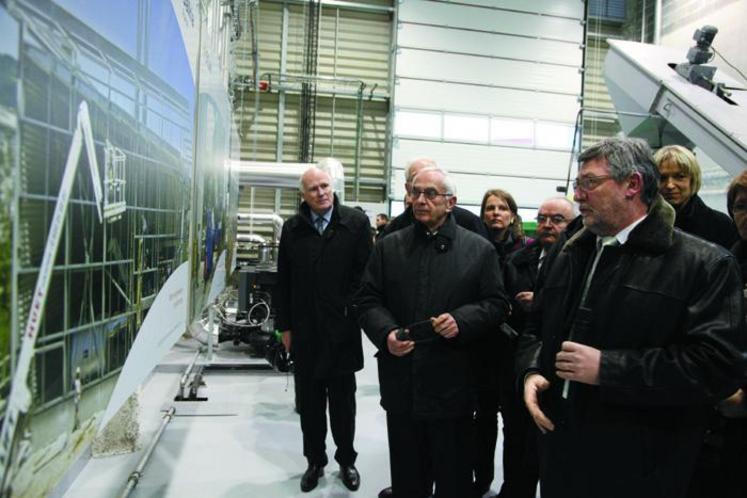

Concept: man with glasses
[[276, 162, 373, 492], [379, 158, 487, 241], [496, 196, 576, 498], [517, 137, 746, 498], [356, 168, 509, 498]]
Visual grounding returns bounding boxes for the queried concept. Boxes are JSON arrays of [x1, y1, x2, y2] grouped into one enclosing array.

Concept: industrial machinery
[[604, 28, 747, 173], [214, 260, 291, 372]]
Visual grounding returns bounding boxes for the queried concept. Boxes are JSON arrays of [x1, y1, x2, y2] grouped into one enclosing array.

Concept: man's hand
[[555, 341, 601, 385], [387, 329, 415, 357], [431, 313, 459, 339], [514, 291, 534, 311], [524, 373, 554, 433], [281, 330, 291, 352]]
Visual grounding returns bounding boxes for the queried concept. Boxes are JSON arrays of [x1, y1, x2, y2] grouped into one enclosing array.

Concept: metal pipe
[[236, 233, 267, 243], [236, 213, 284, 238], [207, 306, 215, 363], [179, 350, 202, 400], [118, 407, 176, 498], [653, 0, 662, 45], [262, 0, 393, 13]]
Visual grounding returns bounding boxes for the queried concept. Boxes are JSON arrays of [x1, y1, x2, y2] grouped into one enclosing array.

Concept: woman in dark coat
[[655, 144, 738, 249], [687, 171, 747, 498], [472, 189, 532, 496]]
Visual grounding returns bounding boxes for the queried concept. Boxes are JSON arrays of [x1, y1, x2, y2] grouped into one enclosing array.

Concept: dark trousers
[[687, 415, 747, 498], [294, 371, 357, 467], [387, 411, 473, 498], [473, 387, 500, 489], [495, 372, 539, 498]]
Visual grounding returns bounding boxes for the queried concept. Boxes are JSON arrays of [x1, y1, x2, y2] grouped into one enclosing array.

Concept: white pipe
[[237, 213, 284, 237], [654, 0, 662, 45], [236, 233, 267, 243]]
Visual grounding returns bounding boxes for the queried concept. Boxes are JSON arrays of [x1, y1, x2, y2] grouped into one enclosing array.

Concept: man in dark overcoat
[[518, 137, 747, 498], [493, 196, 575, 498], [276, 162, 373, 492], [355, 168, 509, 498]]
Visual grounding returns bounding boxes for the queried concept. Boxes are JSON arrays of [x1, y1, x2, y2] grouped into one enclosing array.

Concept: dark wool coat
[[517, 195, 747, 498], [355, 214, 509, 419], [275, 197, 373, 378], [675, 193, 738, 249]]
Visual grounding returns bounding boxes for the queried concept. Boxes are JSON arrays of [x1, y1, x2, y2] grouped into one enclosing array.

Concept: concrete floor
[[61, 339, 518, 498]]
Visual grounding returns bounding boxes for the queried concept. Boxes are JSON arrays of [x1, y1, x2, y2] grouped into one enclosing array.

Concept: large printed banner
[[0, 0, 236, 495]]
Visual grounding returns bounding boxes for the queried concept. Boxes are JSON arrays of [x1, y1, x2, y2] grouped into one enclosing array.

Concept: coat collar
[[562, 194, 675, 255], [297, 194, 356, 230], [413, 211, 457, 240], [511, 240, 542, 266]]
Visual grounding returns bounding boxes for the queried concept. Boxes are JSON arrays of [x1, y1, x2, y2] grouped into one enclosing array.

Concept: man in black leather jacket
[[517, 138, 746, 498], [356, 168, 509, 498]]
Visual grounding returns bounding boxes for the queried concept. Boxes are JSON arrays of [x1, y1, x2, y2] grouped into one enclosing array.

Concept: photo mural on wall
[[0, 0, 238, 495]]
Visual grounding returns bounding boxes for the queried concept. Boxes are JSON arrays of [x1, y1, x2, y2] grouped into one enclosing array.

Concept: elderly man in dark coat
[[518, 137, 746, 498], [356, 168, 509, 498], [276, 162, 373, 492]]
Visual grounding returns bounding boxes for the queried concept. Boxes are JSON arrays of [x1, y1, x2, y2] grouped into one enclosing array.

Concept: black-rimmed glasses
[[536, 214, 567, 225]]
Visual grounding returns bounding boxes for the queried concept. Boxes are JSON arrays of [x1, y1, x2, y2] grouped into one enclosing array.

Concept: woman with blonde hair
[[654, 144, 737, 248]]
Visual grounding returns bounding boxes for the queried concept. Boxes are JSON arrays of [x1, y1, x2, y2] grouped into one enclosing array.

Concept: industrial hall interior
[[1, 0, 747, 497]]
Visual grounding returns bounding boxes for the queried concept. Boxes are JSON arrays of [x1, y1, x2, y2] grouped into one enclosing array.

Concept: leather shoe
[[300, 464, 324, 492], [378, 486, 393, 498], [340, 464, 360, 491]]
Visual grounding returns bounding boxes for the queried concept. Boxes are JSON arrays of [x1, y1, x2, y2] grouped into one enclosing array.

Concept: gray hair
[[412, 167, 457, 196], [577, 137, 659, 205], [405, 157, 439, 182]]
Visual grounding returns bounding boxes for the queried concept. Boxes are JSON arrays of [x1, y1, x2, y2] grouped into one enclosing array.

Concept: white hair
[[540, 196, 577, 217], [298, 166, 332, 192], [412, 167, 457, 196], [405, 157, 439, 182]]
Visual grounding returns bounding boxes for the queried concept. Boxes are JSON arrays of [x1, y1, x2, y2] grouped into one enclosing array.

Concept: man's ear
[[626, 172, 643, 198], [446, 195, 457, 212]]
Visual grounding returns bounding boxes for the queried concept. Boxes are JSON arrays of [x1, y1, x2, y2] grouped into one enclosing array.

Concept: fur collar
[[562, 195, 675, 255]]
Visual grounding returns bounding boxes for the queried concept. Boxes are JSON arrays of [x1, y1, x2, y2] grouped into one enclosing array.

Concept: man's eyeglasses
[[410, 187, 452, 201], [572, 175, 614, 192], [536, 214, 567, 225]]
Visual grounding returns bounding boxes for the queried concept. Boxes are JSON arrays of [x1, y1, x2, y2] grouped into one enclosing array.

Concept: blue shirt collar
[[310, 206, 333, 224]]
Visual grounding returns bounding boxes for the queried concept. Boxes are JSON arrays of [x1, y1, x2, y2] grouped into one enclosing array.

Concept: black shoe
[[300, 464, 324, 492], [378, 486, 393, 498], [340, 464, 360, 491]]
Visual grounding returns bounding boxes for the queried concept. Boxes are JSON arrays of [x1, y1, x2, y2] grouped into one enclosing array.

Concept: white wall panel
[[398, 0, 584, 42], [439, 0, 584, 18], [397, 49, 581, 95], [395, 79, 579, 122], [390, 167, 566, 207], [397, 24, 581, 67], [392, 139, 572, 179], [392, 0, 583, 203]]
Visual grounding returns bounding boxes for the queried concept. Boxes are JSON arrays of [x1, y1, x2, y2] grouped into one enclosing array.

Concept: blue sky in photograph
[[0, 5, 20, 59], [54, 0, 194, 109]]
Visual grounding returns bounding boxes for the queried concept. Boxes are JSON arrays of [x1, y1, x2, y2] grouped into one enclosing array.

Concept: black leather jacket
[[517, 195, 746, 498]]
